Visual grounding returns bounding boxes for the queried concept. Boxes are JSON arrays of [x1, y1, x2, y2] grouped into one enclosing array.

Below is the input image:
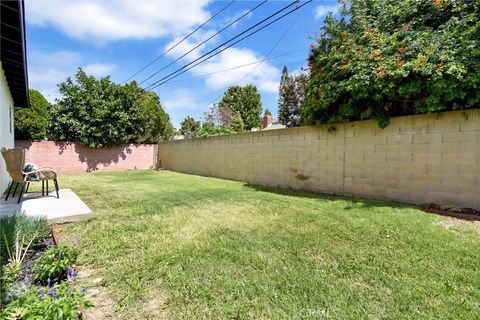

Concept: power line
[[190, 6, 309, 121], [123, 0, 235, 83], [148, 0, 311, 90], [145, 0, 301, 90], [138, 0, 267, 86], [156, 50, 303, 86]]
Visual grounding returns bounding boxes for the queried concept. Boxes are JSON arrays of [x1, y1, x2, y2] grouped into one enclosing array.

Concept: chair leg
[[54, 179, 59, 198], [17, 183, 25, 204], [12, 182, 18, 198], [46, 180, 49, 195], [4, 181, 14, 201], [42, 180, 45, 196], [25, 182, 30, 194]]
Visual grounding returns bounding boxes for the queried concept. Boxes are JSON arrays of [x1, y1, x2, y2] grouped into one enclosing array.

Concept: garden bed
[[0, 214, 92, 318], [422, 203, 480, 221]]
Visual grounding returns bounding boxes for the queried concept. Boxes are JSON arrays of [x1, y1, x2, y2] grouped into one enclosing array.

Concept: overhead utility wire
[[148, 0, 311, 90], [193, 7, 307, 119], [145, 0, 298, 90], [138, 0, 267, 86], [123, 0, 235, 83], [158, 50, 303, 86], [145, 0, 300, 90]]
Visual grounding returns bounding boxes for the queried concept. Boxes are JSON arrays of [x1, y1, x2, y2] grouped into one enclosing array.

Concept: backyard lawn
[[53, 170, 479, 319]]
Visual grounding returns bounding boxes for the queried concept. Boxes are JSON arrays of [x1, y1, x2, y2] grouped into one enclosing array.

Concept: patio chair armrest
[[38, 166, 57, 173]]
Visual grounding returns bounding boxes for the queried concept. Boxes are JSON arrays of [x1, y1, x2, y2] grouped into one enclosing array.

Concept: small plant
[[33, 245, 79, 284], [440, 205, 462, 213], [0, 213, 50, 267], [1, 281, 93, 319]]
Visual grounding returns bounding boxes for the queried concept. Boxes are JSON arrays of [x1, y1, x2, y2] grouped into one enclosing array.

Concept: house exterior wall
[[158, 109, 480, 209], [0, 63, 15, 193]]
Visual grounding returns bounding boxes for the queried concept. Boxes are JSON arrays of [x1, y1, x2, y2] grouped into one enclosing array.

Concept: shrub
[[1, 281, 93, 319], [48, 68, 174, 147], [33, 245, 79, 284], [196, 126, 237, 137], [14, 89, 50, 140], [304, 0, 480, 128]]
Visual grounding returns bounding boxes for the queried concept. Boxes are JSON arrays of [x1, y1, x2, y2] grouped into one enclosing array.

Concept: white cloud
[[162, 89, 202, 112], [83, 63, 117, 77], [192, 47, 280, 93], [163, 30, 217, 61], [28, 50, 81, 67], [314, 4, 339, 20], [26, 0, 212, 43], [27, 49, 118, 102]]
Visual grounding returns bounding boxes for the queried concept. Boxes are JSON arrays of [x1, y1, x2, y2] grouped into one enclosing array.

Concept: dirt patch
[[76, 266, 118, 320], [143, 296, 169, 319], [434, 219, 480, 233], [422, 203, 480, 221]]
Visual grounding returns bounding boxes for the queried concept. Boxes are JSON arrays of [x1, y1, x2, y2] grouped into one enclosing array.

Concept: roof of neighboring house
[[1, 0, 29, 107], [262, 123, 287, 131]]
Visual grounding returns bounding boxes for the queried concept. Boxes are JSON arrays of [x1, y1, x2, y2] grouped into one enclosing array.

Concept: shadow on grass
[[243, 183, 412, 210]]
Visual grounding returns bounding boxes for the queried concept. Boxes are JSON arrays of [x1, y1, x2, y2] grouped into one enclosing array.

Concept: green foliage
[[33, 246, 79, 284], [0, 213, 50, 268], [1, 281, 93, 319], [48, 69, 174, 147], [218, 85, 262, 130], [125, 86, 175, 143], [278, 67, 306, 127], [14, 89, 50, 140], [203, 103, 245, 132], [196, 126, 237, 138], [264, 108, 272, 116], [304, 0, 480, 128], [179, 116, 201, 139]]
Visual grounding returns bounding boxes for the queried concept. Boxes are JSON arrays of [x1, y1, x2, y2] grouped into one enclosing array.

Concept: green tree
[[179, 116, 201, 139], [14, 89, 49, 140], [125, 84, 175, 142], [218, 85, 262, 130], [277, 66, 305, 127], [48, 69, 174, 147], [264, 108, 272, 116], [304, 0, 480, 128], [203, 103, 244, 131]]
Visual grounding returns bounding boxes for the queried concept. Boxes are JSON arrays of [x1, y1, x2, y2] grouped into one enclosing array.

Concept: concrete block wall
[[15, 141, 158, 173], [158, 110, 480, 209]]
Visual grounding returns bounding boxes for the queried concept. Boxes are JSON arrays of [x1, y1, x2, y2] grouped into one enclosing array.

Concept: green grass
[[53, 170, 478, 319]]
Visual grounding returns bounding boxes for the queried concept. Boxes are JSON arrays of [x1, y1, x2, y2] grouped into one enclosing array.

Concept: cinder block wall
[[16, 141, 158, 173], [158, 110, 480, 209]]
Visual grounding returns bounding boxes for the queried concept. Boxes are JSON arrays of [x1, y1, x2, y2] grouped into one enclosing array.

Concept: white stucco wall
[[0, 62, 15, 193]]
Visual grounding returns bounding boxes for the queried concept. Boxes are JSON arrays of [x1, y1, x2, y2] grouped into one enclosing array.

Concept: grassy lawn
[[54, 170, 479, 319]]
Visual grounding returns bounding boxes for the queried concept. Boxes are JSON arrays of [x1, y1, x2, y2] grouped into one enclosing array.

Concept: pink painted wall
[[15, 141, 158, 173]]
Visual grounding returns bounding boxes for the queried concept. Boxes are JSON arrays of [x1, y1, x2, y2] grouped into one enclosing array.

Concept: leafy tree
[[218, 85, 262, 130], [14, 89, 49, 140], [179, 116, 201, 139], [304, 0, 480, 128], [264, 108, 272, 116], [203, 103, 244, 131], [48, 69, 173, 147], [278, 67, 306, 127], [125, 85, 175, 142], [196, 126, 237, 137]]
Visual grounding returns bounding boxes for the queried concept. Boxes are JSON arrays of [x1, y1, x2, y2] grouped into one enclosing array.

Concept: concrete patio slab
[[1, 189, 93, 223]]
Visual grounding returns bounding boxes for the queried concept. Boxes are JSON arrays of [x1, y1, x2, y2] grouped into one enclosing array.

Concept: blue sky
[[25, 0, 339, 128]]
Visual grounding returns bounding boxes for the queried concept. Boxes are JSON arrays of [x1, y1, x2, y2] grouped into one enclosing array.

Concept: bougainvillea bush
[[304, 0, 480, 128]]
